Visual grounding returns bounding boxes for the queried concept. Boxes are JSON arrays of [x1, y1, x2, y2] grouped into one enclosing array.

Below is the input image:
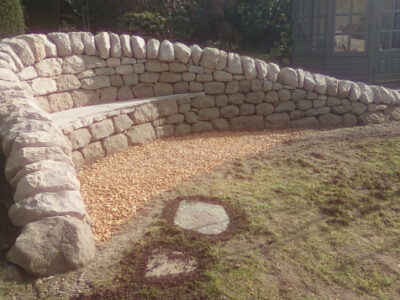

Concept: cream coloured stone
[[297, 69, 305, 88], [349, 82, 361, 101], [113, 114, 133, 133], [145, 60, 169, 72], [154, 82, 173, 96], [109, 33, 122, 57], [159, 40, 175, 62], [34, 58, 62, 76], [140, 72, 160, 83], [267, 63, 280, 81], [82, 55, 105, 69], [127, 123, 156, 145], [325, 76, 339, 97], [56, 74, 81, 92], [133, 63, 145, 73], [120, 34, 133, 57], [204, 82, 225, 94], [102, 134, 128, 155], [255, 59, 268, 79], [34, 34, 57, 58], [131, 36, 146, 58], [18, 35, 46, 62], [174, 42, 191, 64], [35, 96, 50, 112], [95, 32, 110, 59], [147, 39, 160, 59], [82, 142, 105, 162], [17, 66, 37, 80], [132, 84, 154, 98], [226, 53, 242, 74], [160, 72, 181, 83], [115, 64, 133, 75], [68, 32, 84, 54], [81, 32, 96, 55], [241, 56, 257, 80], [117, 86, 134, 100], [70, 90, 99, 107], [107, 57, 120, 67], [0, 43, 24, 71], [62, 55, 86, 74], [95, 67, 115, 76], [47, 33, 72, 56], [123, 74, 139, 86], [169, 62, 187, 72], [200, 47, 220, 69], [89, 119, 114, 140], [48, 92, 73, 112], [131, 103, 159, 124], [3, 38, 35, 66], [216, 50, 227, 70], [0, 67, 18, 82], [313, 74, 327, 94], [81, 76, 111, 90], [278, 67, 298, 87], [31, 78, 57, 96], [69, 128, 92, 150], [100, 87, 117, 102]]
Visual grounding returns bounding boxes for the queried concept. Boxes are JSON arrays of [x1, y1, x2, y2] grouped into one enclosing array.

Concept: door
[[374, 0, 400, 84]]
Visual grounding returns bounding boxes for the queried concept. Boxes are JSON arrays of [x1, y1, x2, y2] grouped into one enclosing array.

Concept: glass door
[[374, 0, 400, 83]]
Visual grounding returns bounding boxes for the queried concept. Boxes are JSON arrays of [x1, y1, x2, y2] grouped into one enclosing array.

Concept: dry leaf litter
[[78, 130, 309, 241]]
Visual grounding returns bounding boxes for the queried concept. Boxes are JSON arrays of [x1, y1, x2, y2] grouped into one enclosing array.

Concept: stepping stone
[[174, 200, 230, 235], [145, 249, 197, 278]]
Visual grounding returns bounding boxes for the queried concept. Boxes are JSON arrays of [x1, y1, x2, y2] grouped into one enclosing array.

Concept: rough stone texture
[[352, 102, 367, 115], [8, 190, 87, 227], [81, 32, 96, 55], [255, 59, 268, 79], [154, 82, 173, 96], [158, 99, 179, 116], [56, 74, 81, 92], [175, 123, 191, 136], [159, 40, 174, 62], [192, 95, 215, 108], [3, 38, 35, 66], [303, 71, 316, 91], [291, 117, 319, 128], [319, 114, 342, 127], [117, 86, 134, 100], [132, 84, 154, 98], [221, 105, 240, 118], [190, 44, 203, 65], [131, 36, 146, 59], [230, 115, 264, 131], [267, 63, 280, 81], [89, 119, 114, 140], [62, 55, 86, 74], [112, 114, 133, 133], [241, 56, 257, 80], [68, 32, 84, 54], [81, 76, 111, 90], [349, 82, 362, 101], [277, 89, 291, 102], [192, 121, 213, 133], [198, 107, 220, 120], [313, 74, 327, 95], [358, 82, 374, 104], [278, 67, 298, 87], [227, 53, 243, 74], [200, 47, 220, 69], [276, 101, 296, 113], [69, 128, 92, 150], [109, 33, 122, 58], [127, 123, 156, 144], [146, 60, 169, 72], [204, 82, 225, 94], [380, 86, 395, 105], [155, 125, 174, 138], [14, 168, 80, 202], [120, 34, 133, 57], [31, 78, 57, 96], [6, 216, 95, 276], [147, 39, 160, 59], [141, 72, 160, 83], [325, 77, 338, 97], [18, 35, 47, 62], [82, 55, 105, 69], [34, 58, 62, 77], [102, 134, 129, 154], [47, 33, 72, 56], [71, 90, 99, 107], [131, 103, 159, 124], [174, 42, 191, 64], [213, 71, 233, 82], [48, 92, 73, 112], [82, 142, 105, 162], [265, 113, 290, 129]]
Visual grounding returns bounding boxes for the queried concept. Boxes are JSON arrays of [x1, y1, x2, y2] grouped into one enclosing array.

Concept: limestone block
[[227, 53, 243, 74], [325, 76, 338, 96], [133, 63, 145, 73], [204, 82, 225, 94], [18, 35, 46, 62], [291, 117, 319, 128], [267, 63, 280, 81], [154, 82, 173, 96], [241, 56, 257, 80], [214, 71, 233, 82], [113, 114, 133, 133], [244, 91, 263, 104], [89, 119, 114, 140], [167, 114, 185, 124], [198, 108, 220, 120], [348, 82, 362, 101], [297, 69, 305, 88], [47, 33, 72, 56], [110, 75, 124, 86], [81, 76, 110, 90], [196, 73, 213, 82], [313, 74, 327, 95], [319, 114, 342, 127], [369, 86, 382, 104], [327, 97, 342, 107], [81, 32, 96, 55], [230, 115, 264, 131], [185, 112, 198, 123], [251, 79, 262, 92], [67, 32, 84, 55], [140, 72, 160, 83], [6, 215, 95, 276], [131, 36, 146, 59], [94, 32, 110, 59], [123, 74, 139, 86], [120, 34, 133, 57], [211, 118, 229, 131], [358, 82, 374, 104], [351, 102, 367, 115], [71, 90, 99, 107], [216, 50, 228, 70], [17, 66, 37, 80], [35, 96, 50, 112], [296, 100, 313, 111], [256, 103, 274, 115], [56, 74, 81, 92], [173, 82, 189, 94], [76, 69, 95, 79], [145, 60, 169, 72], [35, 58, 62, 76], [192, 121, 213, 133], [9, 190, 87, 227], [3, 38, 35, 66], [71, 151, 85, 169], [63, 55, 86, 74], [0, 67, 19, 82], [240, 103, 255, 116], [290, 110, 305, 120], [379, 86, 395, 104], [107, 58, 120, 67], [219, 105, 238, 119], [132, 84, 154, 98], [305, 107, 330, 116], [265, 113, 290, 129], [159, 40, 175, 62], [160, 72, 182, 83], [100, 86, 117, 102], [95, 67, 115, 76], [301, 71, 315, 91], [130, 103, 159, 124], [188, 65, 203, 73], [147, 39, 160, 59], [108, 33, 121, 58], [255, 59, 268, 79], [0, 52, 18, 72], [117, 86, 134, 100], [115, 64, 133, 75], [291, 89, 306, 101], [179, 103, 191, 113], [342, 114, 358, 127], [31, 78, 57, 96], [169, 62, 187, 73], [331, 105, 352, 114], [48, 92, 73, 112], [192, 95, 215, 108], [239, 80, 249, 93], [158, 99, 178, 116], [81, 142, 105, 162], [229, 93, 245, 105], [175, 123, 191, 136], [102, 134, 129, 155], [155, 125, 174, 138], [190, 44, 203, 65], [34, 34, 57, 58], [278, 67, 298, 87], [174, 42, 191, 64], [0, 43, 24, 71], [127, 123, 156, 144], [69, 128, 92, 150], [337, 80, 351, 98], [189, 82, 204, 92], [82, 55, 105, 69], [275, 102, 296, 113], [225, 81, 239, 94]]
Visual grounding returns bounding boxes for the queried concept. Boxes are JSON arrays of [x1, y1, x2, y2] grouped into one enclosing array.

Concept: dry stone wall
[[1, 31, 400, 276]]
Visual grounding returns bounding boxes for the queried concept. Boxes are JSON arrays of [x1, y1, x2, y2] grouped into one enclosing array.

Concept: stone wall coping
[[52, 92, 205, 133]]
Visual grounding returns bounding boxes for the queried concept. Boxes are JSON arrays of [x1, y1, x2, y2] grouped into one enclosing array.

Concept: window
[[334, 0, 368, 53], [295, 0, 327, 54], [379, 0, 400, 50]]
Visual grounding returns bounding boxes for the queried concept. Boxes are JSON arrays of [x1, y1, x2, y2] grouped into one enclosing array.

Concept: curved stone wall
[[1, 31, 400, 276]]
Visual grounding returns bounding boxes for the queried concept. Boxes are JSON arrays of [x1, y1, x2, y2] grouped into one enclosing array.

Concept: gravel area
[[78, 130, 309, 241]]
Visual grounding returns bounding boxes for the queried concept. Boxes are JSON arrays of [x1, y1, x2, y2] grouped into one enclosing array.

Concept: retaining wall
[[1, 31, 400, 276]]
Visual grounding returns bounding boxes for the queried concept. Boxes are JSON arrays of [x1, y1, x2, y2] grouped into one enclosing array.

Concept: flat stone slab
[[174, 200, 230, 234], [145, 249, 197, 278]]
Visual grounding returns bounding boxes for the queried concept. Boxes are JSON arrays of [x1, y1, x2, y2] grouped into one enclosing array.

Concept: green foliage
[[0, 0, 24, 38], [121, 11, 166, 37]]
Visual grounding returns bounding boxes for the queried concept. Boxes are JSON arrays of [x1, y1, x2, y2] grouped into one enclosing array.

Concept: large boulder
[[6, 216, 96, 276]]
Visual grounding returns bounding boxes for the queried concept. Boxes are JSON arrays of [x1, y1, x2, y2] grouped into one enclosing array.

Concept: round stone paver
[[173, 200, 230, 234], [145, 249, 198, 278]]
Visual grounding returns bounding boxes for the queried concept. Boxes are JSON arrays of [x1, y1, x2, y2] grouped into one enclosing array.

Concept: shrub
[[0, 0, 25, 38], [120, 11, 166, 37]]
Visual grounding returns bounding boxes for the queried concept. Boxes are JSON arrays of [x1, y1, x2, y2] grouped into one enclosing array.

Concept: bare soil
[[1, 122, 400, 299]]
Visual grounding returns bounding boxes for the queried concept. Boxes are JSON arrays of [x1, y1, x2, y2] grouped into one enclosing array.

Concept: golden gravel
[[78, 130, 308, 242]]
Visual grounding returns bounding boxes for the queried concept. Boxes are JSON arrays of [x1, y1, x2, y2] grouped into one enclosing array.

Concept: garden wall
[[1, 31, 400, 276]]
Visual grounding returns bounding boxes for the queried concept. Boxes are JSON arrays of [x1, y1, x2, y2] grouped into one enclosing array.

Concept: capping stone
[[255, 59, 268, 79], [200, 47, 220, 69], [18, 35, 47, 62], [48, 33, 72, 56], [147, 39, 160, 59], [109, 33, 122, 57], [95, 32, 110, 59], [278, 67, 298, 87], [174, 42, 191, 64], [190, 44, 203, 65], [267, 63, 280, 81], [120, 34, 133, 57], [227, 53, 243, 74], [3, 38, 35, 66], [241, 56, 257, 80], [131, 36, 146, 59], [81, 32, 96, 55]]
